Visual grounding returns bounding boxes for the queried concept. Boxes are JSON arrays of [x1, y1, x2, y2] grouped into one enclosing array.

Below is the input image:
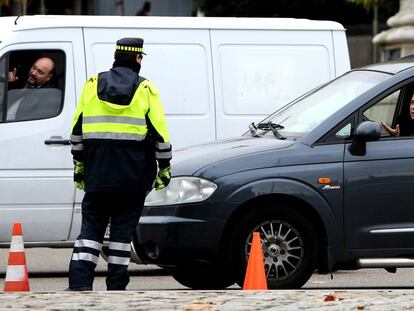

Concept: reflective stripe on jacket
[[70, 70, 172, 192]]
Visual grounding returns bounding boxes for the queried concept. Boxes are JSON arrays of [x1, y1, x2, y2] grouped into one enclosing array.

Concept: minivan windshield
[[257, 70, 391, 139]]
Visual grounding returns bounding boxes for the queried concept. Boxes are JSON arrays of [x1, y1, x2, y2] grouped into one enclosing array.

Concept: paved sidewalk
[[1, 290, 414, 310]]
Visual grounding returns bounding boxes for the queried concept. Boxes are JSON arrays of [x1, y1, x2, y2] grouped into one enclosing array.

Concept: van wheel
[[169, 264, 234, 289], [101, 239, 142, 264], [232, 205, 318, 289], [101, 243, 109, 262], [100, 222, 141, 264]]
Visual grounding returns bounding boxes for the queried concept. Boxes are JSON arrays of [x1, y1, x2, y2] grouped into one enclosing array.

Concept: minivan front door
[[344, 137, 414, 249]]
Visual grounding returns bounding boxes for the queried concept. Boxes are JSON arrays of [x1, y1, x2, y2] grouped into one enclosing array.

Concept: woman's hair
[[397, 88, 414, 135]]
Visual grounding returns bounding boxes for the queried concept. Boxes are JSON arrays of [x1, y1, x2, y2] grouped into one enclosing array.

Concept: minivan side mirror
[[349, 121, 381, 156]]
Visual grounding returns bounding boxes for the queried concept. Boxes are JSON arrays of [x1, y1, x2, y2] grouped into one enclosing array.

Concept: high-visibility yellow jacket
[[70, 68, 171, 192]]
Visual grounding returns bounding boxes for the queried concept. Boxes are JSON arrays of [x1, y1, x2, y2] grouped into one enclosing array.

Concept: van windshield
[[258, 70, 391, 139]]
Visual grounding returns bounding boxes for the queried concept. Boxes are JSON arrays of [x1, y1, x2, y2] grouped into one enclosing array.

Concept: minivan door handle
[[44, 136, 71, 146]]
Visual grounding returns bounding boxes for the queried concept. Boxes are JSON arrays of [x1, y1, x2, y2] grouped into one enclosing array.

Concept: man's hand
[[381, 121, 400, 137], [154, 166, 171, 191], [74, 160, 85, 190], [8, 68, 18, 82]]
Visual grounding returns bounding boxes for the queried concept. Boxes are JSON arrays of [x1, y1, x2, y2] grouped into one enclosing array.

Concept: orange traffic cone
[[243, 232, 268, 290], [4, 222, 30, 292]]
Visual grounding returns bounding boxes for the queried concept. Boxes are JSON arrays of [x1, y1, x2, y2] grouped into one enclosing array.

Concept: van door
[[210, 29, 337, 140], [0, 42, 78, 243], [82, 28, 215, 149]]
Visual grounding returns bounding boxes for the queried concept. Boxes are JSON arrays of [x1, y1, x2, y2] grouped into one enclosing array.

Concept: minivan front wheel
[[233, 205, 318, 289], [169, 263, 234, 289]]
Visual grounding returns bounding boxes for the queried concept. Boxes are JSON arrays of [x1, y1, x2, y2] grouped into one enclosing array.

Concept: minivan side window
[[335, 123, 352, 139], [0, 50, 65, 122], [363, 90, 400, 136]]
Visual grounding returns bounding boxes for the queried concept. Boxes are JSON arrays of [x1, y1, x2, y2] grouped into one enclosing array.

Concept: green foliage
[[348, 0, 376, 9], [347, 0, 394, 10], [193, 0, 399, 24]]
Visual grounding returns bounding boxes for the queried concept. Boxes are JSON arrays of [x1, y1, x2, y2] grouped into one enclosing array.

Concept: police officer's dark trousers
[[68, 191, 146, 290]]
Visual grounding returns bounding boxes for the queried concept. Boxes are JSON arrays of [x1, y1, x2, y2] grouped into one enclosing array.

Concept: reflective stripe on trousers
[[107, 241, 131, 266], [71, 239, 103, 265], [68, 191, 146, 290]]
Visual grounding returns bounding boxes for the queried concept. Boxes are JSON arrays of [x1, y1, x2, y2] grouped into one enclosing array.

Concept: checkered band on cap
[[115, 37, 146, 54], [116, 45, 144, 53]]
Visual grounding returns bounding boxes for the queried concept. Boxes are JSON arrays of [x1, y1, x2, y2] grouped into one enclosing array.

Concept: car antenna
[[14, 15, 21, 25], [14, 0, 35, 25]]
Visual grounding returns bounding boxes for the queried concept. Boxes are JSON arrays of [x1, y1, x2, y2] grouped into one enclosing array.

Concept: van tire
[[232, 205, 318, 289], [101, 238, 142, 264]]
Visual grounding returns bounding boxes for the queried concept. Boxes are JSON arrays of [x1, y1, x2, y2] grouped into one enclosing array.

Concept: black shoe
[[64, 287, 92, 291]]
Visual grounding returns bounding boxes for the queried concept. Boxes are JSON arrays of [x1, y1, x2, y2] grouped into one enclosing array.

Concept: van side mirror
[[349, 121, 381, 156]]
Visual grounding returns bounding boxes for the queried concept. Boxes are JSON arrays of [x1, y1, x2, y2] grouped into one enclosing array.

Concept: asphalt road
[[0, 248, 185, 291], [2, 248, 414, 291]]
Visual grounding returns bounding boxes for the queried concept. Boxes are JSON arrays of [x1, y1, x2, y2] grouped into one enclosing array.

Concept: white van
[[0, 15, 350, 250]]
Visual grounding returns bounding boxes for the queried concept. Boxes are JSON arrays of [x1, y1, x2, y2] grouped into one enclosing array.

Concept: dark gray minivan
[[136, 57, 414, 289]]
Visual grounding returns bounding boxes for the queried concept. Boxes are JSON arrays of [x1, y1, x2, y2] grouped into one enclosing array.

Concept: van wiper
[[257, 122, 286, 140]]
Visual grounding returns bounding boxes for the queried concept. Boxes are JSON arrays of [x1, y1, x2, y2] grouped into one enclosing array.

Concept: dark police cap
[[116, 37, 146, 55]]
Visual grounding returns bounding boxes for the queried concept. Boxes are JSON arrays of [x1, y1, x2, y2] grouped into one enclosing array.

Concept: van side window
[[0, 56, 5, 121], [1, 50, 65, 122]]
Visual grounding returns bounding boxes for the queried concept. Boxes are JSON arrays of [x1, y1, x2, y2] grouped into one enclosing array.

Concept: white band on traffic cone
[[5, 265, 26, 282], [10, 236, 24, 252]]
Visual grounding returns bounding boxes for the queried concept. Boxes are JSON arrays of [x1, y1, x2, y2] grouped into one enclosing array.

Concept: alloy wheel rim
[[245, 220, 304, 281]]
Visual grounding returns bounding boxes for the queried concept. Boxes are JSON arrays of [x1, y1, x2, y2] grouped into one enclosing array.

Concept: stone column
[[373, 0, 414, 61]]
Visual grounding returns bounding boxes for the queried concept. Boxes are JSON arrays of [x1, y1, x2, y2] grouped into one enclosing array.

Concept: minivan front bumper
[[136, 201, 234, 266]]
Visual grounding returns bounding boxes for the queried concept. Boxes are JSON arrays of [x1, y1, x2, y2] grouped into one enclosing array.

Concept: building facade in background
[[0, 0, 194, 16], [0, 0, 401, 67], [95, 0, 194, 16], [374, 0, 414, 61]]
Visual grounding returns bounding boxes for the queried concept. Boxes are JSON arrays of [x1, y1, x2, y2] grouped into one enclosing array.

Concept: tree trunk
[[115, 0, 124, 16]]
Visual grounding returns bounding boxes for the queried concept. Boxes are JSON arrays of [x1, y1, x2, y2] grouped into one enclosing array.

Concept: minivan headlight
[[145, 177, 217, 206]]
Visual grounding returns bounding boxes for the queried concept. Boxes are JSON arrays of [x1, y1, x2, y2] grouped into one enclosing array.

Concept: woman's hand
[[381, 121, 400, 137]]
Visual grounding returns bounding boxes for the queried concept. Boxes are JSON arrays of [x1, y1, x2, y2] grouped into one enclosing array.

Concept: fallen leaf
[[184, 301, 215, 311], [324, 294, 336, 302]]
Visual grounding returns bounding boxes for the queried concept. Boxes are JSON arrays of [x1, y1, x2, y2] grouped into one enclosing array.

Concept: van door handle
[[44, 136, 71, 145]]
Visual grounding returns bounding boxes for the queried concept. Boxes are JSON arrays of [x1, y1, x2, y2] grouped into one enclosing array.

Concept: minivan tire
[[168, 263, 235, 290], [232, 204, 318, 289]]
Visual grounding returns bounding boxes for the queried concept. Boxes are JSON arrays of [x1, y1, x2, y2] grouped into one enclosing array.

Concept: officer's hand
[[74, 160, 85, 191], [75, 180, 85, 190], [154, 166, 171, 191]]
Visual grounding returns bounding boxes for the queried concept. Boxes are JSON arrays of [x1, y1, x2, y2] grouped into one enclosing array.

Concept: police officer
[[68, 38, 172, 291]]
